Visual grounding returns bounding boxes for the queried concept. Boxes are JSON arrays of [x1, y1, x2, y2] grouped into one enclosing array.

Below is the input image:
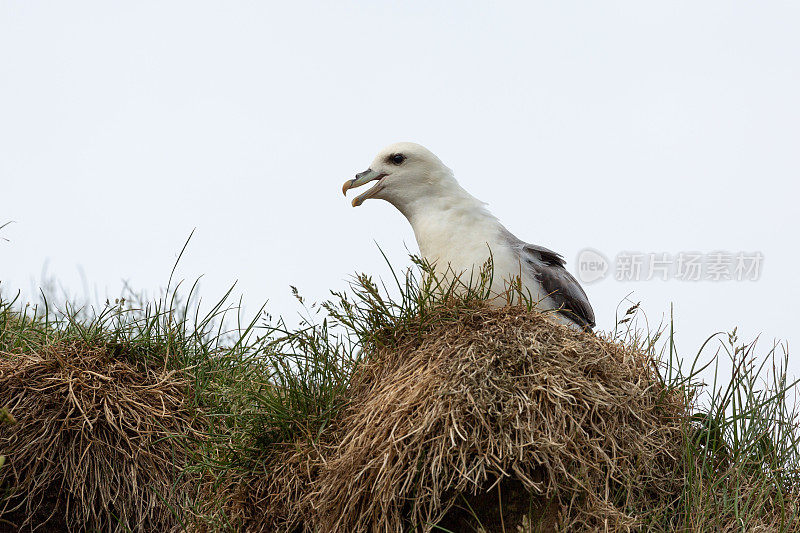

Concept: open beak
[[342, 169, 387, 207]]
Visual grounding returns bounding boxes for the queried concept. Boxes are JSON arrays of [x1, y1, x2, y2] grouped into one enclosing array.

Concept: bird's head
[[342, 142, 454, 209]]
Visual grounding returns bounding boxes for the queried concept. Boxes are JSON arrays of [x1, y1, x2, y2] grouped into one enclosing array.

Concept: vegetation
[[0, 255, 798, 531]]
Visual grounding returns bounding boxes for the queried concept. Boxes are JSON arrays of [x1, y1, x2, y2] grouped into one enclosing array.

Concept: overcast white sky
[[1, 2, 797, 379]]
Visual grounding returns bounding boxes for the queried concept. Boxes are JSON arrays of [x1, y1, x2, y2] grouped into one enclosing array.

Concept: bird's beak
[[341, 168, 387, 207]]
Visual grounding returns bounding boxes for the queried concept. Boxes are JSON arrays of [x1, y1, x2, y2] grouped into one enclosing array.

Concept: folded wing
[[519, 243, 596, 329]]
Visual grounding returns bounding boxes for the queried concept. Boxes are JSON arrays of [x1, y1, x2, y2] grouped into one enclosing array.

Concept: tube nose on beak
[[354, 169, 374, 181], [342, 168, 383, 195]]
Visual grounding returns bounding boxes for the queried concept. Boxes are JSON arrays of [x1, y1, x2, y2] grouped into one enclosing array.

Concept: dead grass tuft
[[225, 304, 685, 531], [311, 306, 684, 531], [0, 340, 202, 532]]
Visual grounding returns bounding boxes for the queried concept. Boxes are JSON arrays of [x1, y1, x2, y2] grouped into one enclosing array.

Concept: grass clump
[[308, 306, 685, 532], [666, 330, 800, 532], [0, 279, 225, 531]]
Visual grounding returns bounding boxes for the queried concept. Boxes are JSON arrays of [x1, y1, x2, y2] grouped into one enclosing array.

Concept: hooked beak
[[341, 168, 388, 207]]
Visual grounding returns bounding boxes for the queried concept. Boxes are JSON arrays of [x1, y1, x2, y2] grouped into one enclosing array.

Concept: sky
[[1, 1, 798, 381]]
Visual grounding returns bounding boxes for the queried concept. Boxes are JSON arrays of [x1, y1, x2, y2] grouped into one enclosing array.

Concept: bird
[[342, 142, 595, 330]]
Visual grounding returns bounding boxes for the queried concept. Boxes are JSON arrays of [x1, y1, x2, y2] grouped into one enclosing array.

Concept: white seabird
[[342, 142, 595, 329]]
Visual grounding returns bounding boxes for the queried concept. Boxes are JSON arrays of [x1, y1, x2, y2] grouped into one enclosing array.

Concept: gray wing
[[519, 242, 596, 329]]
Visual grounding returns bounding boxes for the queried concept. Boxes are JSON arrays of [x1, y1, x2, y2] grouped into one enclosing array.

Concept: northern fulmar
[[342, 142, 595, 329]]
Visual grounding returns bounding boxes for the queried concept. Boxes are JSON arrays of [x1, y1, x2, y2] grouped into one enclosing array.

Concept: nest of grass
[[0, 340, 203, 532], [220, 304, 689, 532]]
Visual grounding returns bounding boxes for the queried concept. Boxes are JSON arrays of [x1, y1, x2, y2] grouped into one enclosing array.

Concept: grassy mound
[[0, 297, 208, 532], [2, 257, 799, 531], [0, 344, 199, 531], [307, 306, 685, 531]]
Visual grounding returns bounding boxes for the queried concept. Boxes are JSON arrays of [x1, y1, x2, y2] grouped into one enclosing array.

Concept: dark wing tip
[[523, 247, 595, 330]]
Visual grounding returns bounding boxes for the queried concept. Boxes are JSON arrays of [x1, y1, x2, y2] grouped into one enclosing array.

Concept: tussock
[[309, 306, 684, 531], [224, 304, 684, 532], [0, 340, 201, 532]]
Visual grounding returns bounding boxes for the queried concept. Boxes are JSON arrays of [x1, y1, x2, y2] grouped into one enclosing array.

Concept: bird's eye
[[390, 153, 406, 165]]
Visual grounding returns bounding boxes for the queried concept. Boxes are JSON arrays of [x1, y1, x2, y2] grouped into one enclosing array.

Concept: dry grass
[[2, 256, 798, 532], [225, 304, 686, 532], [320, 307, 685, 532], [203, 290, 799, 532], [0, 339, 203, 531]]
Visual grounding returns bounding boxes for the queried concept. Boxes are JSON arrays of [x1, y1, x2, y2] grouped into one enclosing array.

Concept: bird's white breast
[[407, 197, 548, 303]]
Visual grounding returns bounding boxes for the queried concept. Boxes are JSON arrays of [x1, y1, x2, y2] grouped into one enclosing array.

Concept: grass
[[1, 253, 798, 531], [610, 304, 800, 532]]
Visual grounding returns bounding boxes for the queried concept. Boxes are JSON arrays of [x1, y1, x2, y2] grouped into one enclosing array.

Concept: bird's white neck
[[389, 174, 506, 276]]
